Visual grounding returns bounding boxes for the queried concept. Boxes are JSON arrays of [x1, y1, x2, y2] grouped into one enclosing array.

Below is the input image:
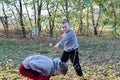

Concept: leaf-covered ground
[[0, 58, 120, 80], [0, 37, 120, 80]]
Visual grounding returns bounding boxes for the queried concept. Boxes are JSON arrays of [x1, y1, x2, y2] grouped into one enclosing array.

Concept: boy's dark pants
[[19, 63, 50, 80], [61, 49, 83, 76]]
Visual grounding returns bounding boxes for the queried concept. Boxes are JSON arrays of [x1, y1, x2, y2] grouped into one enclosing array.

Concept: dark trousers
[[61, 49, 83, 76]]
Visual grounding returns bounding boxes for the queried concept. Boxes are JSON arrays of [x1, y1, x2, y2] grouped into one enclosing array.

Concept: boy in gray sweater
[[19, 55, 68, 80], [54, 18, 84, 79]]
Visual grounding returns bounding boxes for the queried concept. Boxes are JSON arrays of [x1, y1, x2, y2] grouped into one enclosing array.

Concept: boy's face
[[61, 24, 67, 32]]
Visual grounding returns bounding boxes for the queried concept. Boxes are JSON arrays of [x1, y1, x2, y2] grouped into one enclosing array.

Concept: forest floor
[[0, 36, 120, 80]]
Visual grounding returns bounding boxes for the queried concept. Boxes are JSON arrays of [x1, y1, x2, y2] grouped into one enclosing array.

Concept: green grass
[[0, 37, 120, 65], [0, 37, 120, 79], [78, 37, 120, 56]]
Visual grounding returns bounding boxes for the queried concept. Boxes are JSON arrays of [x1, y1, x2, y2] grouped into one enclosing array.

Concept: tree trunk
[[65, 0, 69, 21], [94, 10, 101, 35], [10, 6, 19, 28], [49, 20, 54, 37], [78, 10, 83, 35], [110, 0, 117, 58], [99, 24, 105, 37], [90, 5, 96, 35], [33, 0, 37, 25], [37, 0, 42, 34], [47, 4, 53, 37], [19, 0, 26, 38], [46, 1, 58, 37], [90, 4, 101, 36], [93, 27, 98, 35], [86, 8, 89, 35], [1, 2, 9, 37]]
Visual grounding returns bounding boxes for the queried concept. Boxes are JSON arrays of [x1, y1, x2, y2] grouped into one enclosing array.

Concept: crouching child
[[19, 55, 68, 80]]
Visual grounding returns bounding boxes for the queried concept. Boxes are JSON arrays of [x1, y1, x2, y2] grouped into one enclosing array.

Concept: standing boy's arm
[[54, 33, 71, 49], [54, 43, 60, 49]]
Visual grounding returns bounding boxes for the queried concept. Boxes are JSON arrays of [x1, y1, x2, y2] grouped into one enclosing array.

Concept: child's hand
[[54, 43, 59, 49]]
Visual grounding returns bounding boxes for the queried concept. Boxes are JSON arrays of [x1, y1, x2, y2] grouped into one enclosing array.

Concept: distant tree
[[109, 0, 117, 58], [90, 1, 101, 36], [19, 0, 26, 38], [10, 6, 19, 29], [37, 0, 42, 33], [46, 0, 58, 37], [0, 1, 9, 37], [57, 0, 70, 21], [23, 0, 33, 27], [33, 0, 37, 25], [73, 0, 84, 35]]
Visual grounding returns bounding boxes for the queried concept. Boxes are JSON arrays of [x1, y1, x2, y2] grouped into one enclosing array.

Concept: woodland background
[[0, 0, 120, 80]]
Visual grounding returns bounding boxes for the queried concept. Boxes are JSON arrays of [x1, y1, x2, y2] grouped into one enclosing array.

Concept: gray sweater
[[23, 55, 61, 76], [58, 29, 78, 52]]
